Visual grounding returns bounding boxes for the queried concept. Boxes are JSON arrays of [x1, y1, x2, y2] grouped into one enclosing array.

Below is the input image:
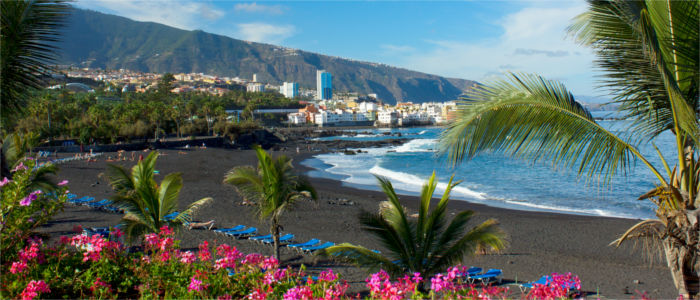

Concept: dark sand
[[40, 147, 677, 298]]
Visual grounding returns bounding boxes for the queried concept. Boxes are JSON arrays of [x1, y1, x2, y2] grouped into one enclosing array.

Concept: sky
[[75, 0, 607, 100]]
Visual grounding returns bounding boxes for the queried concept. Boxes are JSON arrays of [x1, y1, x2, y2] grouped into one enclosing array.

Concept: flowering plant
[[0, 158, 67, 262]]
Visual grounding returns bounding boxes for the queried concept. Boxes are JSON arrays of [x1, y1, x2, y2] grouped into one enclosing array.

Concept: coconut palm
[[107, 151, 212, 241], [224, 146, 317, 261], [320, 173, 505, 283], [1, 0, 70, 127], [440, 1, 698, 297]]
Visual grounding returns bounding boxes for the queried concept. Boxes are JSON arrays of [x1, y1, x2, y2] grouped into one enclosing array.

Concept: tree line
[[7, 75, 303, 145]]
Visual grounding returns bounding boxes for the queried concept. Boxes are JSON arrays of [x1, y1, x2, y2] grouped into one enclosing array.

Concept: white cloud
[[75, 0, 224, 30], [398, 1, 600, 96], [236, 23, 295, 44], [381, 44, 416, 53], [234, 2, 285, 15]]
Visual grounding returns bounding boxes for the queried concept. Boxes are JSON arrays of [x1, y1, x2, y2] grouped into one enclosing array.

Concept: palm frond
[[375, 176, 415, 258], [432, 218, 506, 271], [157, 173, 183, 220], [1, 0, 70, 125], [175, 197, 213, 224], [321, 243, 403, 275], [439, 73, 665, 186], [568, 1, 699, 142]]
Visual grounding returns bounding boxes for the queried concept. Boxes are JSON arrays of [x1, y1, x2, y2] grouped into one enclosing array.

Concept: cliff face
[[56, 8, 477, 104]]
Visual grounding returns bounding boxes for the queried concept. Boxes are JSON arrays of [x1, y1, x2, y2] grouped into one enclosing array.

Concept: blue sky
[[75, 0, 606, 99]]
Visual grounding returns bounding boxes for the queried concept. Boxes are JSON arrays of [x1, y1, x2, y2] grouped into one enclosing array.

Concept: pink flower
[[110, 228, 123, 238], [180, 251, 196, 264], [187, 277, 206, 292], [57, 180, 69, 186], [20, 280, 50, 300], [247, 287, 272, 300], [319, 269, 338, 282], [10, 261, 28, 274], [19, 190, 42, 206], [218, 295, 233, 300], [0, 177, 10, 187], [283, 286, 313, 300], [12, 162, 27, 172], [90, 277, 111, 293], [159, 225, 173, 236], [144, 233, 160, 248], [198, 241, 211, 262]]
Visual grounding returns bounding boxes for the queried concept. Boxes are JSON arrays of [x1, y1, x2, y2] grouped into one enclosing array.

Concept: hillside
[[55, 8, 477, 104]]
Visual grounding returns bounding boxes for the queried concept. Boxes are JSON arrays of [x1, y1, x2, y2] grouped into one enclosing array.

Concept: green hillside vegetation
[[55, 8, 477, 104]]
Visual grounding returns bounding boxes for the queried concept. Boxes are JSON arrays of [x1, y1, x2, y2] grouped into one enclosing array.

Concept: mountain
[[55, 8, 477, 104]]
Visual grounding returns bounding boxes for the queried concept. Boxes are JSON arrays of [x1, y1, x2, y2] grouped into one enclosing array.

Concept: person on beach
[[187, 220, 215, 230]]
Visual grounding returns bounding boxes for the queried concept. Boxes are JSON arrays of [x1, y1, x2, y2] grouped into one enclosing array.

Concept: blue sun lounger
[[469, 269, 503, 284], [519, 275, 579, 292], [213, 225, 246, 234], [69, 196, 94, 204], [287, 239, 320, 250], [163, 212, 179, 221], [249, 234, 273, 241], [261, 234, 294, 244], [301, 241, 334, 253], [88, 199, 111, 208], [225, 227, 256, 238], [461, 267, 483, 278]]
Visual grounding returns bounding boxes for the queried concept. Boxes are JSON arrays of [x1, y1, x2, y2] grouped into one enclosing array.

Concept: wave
[[368, 166, 486, 200], [393, 139, 437, 153], [418, 130, 427, 135]]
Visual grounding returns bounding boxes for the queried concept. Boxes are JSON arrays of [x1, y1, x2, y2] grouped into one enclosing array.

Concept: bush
[[0, 158, 68, 263]]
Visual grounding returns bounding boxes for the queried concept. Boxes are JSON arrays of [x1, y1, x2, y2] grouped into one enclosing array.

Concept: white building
[[358, 101, 378, 112], [377, 110, 398, 125], [280, 82, 298, 98], [247, 83, 265, 93], [287, 112, 306, 125]]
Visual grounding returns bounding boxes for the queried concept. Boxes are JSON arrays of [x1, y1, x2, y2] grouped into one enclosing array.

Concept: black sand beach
[[40, 147, 677, 298]]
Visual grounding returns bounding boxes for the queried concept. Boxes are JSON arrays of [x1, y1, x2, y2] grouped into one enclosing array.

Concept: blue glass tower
[[316, 70, 332, 100]]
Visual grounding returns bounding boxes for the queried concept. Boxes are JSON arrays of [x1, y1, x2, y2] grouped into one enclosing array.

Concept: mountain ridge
[[55, 8, 477, 104]]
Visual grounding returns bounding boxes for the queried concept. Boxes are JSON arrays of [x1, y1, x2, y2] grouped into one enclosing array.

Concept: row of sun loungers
[[213, 226, 336, 253], [66, 194, 123, 213]]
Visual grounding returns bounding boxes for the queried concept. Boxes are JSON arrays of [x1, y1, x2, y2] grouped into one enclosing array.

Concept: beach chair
[[87, 199, 111, 208], [287, 239, 320, 251], [225, 227, 257, 238], [249, 234, 273, 242], [261, 234, 294, 245], [300, 241, 334, 253], [68, 196, 93, 204], [461, 267, 483, 280], [518, 275, 579, 293], [163, 212, 179, 221], [469, 269, 502, 285], [213, 225, 246, 234]]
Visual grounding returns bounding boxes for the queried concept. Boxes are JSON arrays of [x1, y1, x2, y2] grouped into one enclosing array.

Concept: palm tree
[[107, 152, 212, 241], [1, 133, 55, 191], [223, 146, 317, 261], [320, 173, 505, 284], [1, 0, 70, 127], [440, 1, 698, 297]]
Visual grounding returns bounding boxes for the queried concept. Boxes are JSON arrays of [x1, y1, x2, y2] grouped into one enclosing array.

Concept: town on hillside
[[56, 66, 460, 128]]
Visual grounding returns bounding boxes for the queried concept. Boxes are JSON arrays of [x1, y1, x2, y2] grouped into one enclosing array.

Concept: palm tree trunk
[[271, 221, 281, 261], [664, 237, 699, 298]]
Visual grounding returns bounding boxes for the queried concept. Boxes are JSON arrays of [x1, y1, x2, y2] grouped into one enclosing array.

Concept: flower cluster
[[214, 243, 243, 270], [366, 269, 420, 299], [526, 272, 581, 299], [70, 232, 121, 262], [10, 239, 44, 274], [19, 280, 50, 300]]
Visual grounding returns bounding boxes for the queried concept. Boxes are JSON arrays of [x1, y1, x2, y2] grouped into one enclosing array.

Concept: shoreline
[[41, 147, 677, 298]]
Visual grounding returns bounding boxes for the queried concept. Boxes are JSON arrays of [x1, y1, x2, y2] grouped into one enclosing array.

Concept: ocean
[[301, 111, 676, 220]]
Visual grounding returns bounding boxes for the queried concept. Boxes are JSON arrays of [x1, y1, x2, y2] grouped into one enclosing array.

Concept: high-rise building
[[253, 73, 258, 82], [280, 82, 298, 98], [316, 70, 332, 100]]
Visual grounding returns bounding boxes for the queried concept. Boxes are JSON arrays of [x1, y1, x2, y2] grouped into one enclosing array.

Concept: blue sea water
[[301, 111, 676, 219]]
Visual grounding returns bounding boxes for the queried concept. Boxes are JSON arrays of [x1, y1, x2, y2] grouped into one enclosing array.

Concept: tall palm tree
[[440, 1, 698, 297], [107, 152, 212, 241], [224, 146, 317, 261], [320, 173, 505, 283], [1, 0, 70, 127]]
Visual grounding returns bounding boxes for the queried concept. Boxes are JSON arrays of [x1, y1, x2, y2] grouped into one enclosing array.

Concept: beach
[[40, 147, 676, 298]]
